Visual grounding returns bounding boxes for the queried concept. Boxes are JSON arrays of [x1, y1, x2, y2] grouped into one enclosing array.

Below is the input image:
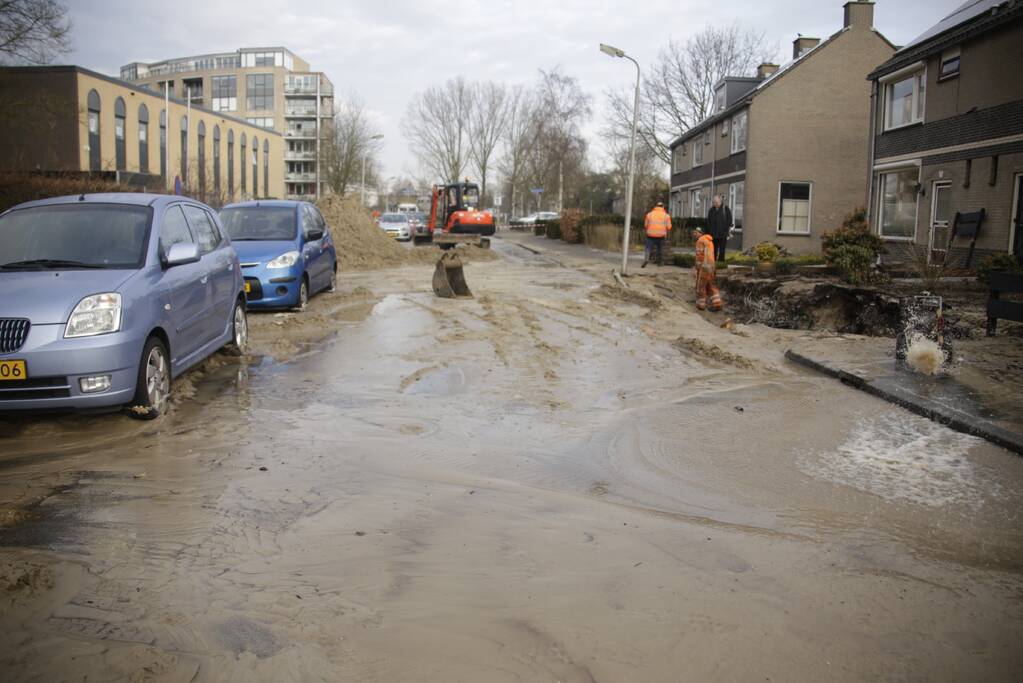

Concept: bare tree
[[606, 24, 774, 163], [0, 0, 72, 65], [402, 77, 473, 183], [321, 93, 382, 197], [531, 67, 591, 211], [498, 84, 537, 218], [468, 81, 509, 205]]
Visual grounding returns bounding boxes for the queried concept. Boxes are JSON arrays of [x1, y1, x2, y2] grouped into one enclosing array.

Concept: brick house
[[866, 0, 1023, 265], [667, 2, 895, 255]]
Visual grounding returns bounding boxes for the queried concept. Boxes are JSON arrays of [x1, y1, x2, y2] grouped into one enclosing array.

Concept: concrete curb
[[785, 350, 1023, 456]]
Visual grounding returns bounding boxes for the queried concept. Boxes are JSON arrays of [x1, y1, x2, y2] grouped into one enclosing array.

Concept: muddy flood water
[[2, 239, 1022, 681]]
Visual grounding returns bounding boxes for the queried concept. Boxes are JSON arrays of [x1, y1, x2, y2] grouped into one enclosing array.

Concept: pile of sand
[[317, 196, 496, 270]]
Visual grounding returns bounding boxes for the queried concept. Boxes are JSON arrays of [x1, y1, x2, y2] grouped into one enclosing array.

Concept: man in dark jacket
[[706, 195, 732, 262]]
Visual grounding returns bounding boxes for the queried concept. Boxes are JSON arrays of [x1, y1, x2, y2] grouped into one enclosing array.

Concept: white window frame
[[672, 146, 684, 174], [939, 46, 960, 81], [876, 164, 921, 242], [730, 110, 747, 154], [776, 181, 813, 235], [881, 62, 926, 131], [693, 139, 703, 167], [729, 180, 744, 233], [690, 188, 703, 218]]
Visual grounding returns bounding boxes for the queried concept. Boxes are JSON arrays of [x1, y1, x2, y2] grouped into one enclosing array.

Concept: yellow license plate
[[245, 282, 252, 293], [0, 360, 27, 381]]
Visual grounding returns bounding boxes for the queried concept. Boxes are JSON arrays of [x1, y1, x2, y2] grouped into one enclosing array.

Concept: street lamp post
[[600, 43, 641, 276], [362, 134, 384, 206]]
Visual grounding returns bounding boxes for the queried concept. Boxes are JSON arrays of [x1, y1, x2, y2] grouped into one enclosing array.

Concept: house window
[[672, 146, 684, 174], [729, 181, 744, 232], [180, 116, 188, 186], [939, 48, 960, 80], [730, 110, 747, 154], [211, 75, 237, 111], [932, 182, 952, 227], [213, 125, 221, 193], [884, 69, 925, 129], [264, 139, 270, 197], [778, 182, 811, 234], [197, 121, 206, 194], [721, 118, 729, 136], [87, 89, 101, 172], [138, 104, 149, 174], [159, 110, 166, 178], [114, 97, 126, 171], [878, 168, 919, 239], [690, 188, 703, 218], [246, 74, 274, 111], [714, 85, 726, 113], [227, 130, 235, 200], [246, 117, 275, 129], [693, 139, 703, 167]]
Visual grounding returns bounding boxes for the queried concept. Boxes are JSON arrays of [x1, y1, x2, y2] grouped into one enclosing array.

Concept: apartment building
[[121, 47, 332, 200], [668, 2, 895, 255], [0, 65, 284, 201], [866, 0, 1023, 266]]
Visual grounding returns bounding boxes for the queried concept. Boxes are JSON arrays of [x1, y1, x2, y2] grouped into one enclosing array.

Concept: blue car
[[219, 200, 337, 310], [0, 193, 247, 415]]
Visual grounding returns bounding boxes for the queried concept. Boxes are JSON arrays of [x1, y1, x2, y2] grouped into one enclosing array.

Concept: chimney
[[757, 63, 780, 80], [793, 36, 821, 59], [844, 1, 875, 29]]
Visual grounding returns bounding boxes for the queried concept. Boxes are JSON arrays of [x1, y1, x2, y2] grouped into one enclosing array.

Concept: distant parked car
[[0, 193, 247, 415], [537, 211, 559, 222], [378, 213, 412, 241], [219, 200, 337, 311], [509, 214, 538, 230], [407, 211, 431, 242]]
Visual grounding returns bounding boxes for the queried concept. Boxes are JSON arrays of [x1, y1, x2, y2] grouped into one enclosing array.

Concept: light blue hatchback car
[[0, 193, 247, 415]]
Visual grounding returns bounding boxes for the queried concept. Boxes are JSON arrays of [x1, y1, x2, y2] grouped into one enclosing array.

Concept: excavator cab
[[428, 179, 494, 299]]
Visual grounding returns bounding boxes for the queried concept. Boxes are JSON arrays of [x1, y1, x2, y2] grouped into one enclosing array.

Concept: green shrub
[[723, 253, 758, 266], [829, 244, 876, 285], [976, 253, 1022, 284], [579, 213, 624, 229], [673, 253, 695, 268], [821, 208, 884, 283], [754, 242, 781, 263], [544, 220, 562, 240], [533, 222, 546, 236]]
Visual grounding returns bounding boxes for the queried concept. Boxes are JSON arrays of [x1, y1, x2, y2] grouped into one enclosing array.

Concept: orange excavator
[[428, 179, 492, 299], [428, 180, 495, 248]]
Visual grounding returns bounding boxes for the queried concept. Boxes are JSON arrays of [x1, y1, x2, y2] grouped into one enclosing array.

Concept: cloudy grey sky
[[66, 0, 959, 178]]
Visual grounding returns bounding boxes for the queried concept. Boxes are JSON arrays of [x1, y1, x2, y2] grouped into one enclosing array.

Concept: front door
[[1013, 175, 1023, 263], [928, 181, 953, 264]]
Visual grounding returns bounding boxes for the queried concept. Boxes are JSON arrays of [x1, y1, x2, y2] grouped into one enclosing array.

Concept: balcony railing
[[284, 83, 334, 96], [284, 108, 318, 117], [285, 172, 317, 182], [285, 150, 317, 160], [284, 128, 317, 139]]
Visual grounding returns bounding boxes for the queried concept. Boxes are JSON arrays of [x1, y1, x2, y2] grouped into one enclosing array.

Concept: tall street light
[[600, 43, 641, 276], [362, 134, 384, 206]]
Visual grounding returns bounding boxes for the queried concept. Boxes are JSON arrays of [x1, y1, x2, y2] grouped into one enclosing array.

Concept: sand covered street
[[2, 238, 1022, 681]]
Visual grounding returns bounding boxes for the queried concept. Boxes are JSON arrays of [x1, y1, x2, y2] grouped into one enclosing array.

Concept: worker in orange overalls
[[641, 201, 672, 268], [693, 226, 723, 311]]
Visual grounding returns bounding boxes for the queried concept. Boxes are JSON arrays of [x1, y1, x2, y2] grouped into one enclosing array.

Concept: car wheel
[[225, 300, 248, 356], [295, 277, 309, 311], [129, 336, 170, 419]]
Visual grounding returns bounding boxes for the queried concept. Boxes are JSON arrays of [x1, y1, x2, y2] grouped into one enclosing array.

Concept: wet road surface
[[2, 238, 1022, 681]]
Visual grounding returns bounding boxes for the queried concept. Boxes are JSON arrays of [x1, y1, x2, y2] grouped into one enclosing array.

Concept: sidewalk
[[497, 229, 691, 271]]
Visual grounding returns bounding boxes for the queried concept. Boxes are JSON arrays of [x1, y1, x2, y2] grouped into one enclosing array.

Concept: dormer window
[[714, 85, 726, 112], [939, 47, 960, 80]]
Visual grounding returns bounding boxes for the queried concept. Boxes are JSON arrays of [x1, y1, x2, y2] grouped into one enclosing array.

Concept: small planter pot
[[756, 261, 777, 275]]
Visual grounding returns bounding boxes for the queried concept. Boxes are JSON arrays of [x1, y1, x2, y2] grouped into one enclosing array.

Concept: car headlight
[[266, 251, 300, 269], [65, 293, 122, 338]]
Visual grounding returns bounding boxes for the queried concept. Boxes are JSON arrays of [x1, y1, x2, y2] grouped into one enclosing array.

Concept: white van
[[397, 203, 419, 213]]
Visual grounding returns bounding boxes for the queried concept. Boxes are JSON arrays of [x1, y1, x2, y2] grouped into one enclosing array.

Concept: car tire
[[225, 299, 248, 356], [294, 277, 309, 311], [128, 336, 170, 419]]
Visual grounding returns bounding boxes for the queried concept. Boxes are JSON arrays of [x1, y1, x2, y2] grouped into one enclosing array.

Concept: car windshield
[[220, 206, 297, 241], [0, 203, 151, 270], [380, 214, 406, 224]]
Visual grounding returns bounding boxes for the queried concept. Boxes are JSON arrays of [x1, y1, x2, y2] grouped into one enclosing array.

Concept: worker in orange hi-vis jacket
[[641, 201, 672, 268], [693, 226, 723, 311]]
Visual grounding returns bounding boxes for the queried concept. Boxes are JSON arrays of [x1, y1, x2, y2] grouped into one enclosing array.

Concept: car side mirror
[[164, 242, 200, 267], [306, 228, 324, 241]]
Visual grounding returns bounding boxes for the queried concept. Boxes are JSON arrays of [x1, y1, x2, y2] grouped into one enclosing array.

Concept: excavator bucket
[[433, 252, 473, 299]]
